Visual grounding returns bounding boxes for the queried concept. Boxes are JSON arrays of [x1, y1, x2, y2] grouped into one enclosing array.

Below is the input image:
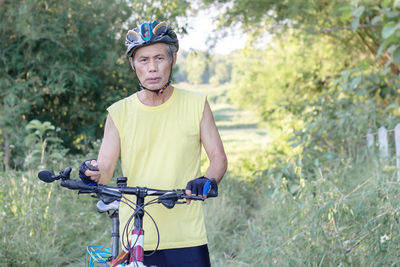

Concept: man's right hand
[[79, 159, 101, 185]]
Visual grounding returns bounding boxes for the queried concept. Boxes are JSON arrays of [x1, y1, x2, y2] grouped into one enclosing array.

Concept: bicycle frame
[[90, 188, 155, 266], [118, 187, 148, 266], [90, 187, 167, 267]]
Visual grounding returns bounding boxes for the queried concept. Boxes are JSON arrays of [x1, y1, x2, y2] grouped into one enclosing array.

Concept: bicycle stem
[[134, 189, 146, 229]]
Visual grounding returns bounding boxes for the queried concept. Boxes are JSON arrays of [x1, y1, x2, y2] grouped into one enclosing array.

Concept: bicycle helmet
[[125, 21, 179, 94], [125, 21, 179, 57]]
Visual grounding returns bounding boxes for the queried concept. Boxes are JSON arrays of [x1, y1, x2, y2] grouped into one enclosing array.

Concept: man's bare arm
[[98, 114, 120, 184], [85, 114, 120, 184], [200, 100, 227, 183]]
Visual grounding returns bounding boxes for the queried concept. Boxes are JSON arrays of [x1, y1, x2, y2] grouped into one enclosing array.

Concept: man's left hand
[[185, 176, 211, 204]]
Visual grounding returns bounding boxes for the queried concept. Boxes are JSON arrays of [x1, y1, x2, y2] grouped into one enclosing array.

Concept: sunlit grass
[[176, 82, 271, 171]]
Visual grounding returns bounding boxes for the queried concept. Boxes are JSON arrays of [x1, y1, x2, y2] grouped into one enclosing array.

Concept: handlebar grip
[[60, 179, 95, 191], [186, 195, 205, 201]]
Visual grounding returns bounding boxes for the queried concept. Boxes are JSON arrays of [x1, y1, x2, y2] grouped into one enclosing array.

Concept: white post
[[395, 124, 400, 181], [366, 129, 374, 148], [378, 126, 389, 158]]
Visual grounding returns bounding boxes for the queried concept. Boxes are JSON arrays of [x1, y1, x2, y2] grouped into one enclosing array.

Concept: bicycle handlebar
[[38, 167, 216, 206]]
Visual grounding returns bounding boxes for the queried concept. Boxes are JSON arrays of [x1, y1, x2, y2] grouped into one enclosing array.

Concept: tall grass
[[204, 151, 400, 266], [3, 154, 399, 266], [0, 168, 110, 266]]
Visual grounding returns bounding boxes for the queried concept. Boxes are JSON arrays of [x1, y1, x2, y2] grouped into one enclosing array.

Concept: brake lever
[[158, 192, 179, 209], [159, 191, 206, 209]]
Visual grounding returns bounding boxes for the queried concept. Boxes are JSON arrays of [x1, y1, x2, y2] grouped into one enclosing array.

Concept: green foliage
[[0, 0, 195, 168], [374, 1, 400, 70], [203, 1, 400, 264], [175, 50, 233, 85], [0, 0, 139, 167], [24, 119, 66, 170], [209, 56, 232, 85], [0, 134, 120, 266], [129, 0, 191, 34], [228, 1, 400, 176], [186, 51, 209, 84], [230, 31, 356, 126], [177, 50, 211, 84], [203, 0, 351, 33]]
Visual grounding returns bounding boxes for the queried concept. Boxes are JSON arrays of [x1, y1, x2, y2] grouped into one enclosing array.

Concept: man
[[80, 21, 227, 266]]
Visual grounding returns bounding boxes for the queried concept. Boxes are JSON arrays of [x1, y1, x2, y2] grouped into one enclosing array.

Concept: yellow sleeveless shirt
[[107, 88, 207, 250]]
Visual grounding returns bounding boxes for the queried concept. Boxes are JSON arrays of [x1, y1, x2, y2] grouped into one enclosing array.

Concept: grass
[[0, 169, 111, 266], [203, 157, 400, 266], [3, 157, 400, 266], [175, 82, 271, 171]]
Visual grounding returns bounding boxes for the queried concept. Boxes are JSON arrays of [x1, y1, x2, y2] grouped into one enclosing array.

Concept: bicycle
[[38, 167, 218, 267]]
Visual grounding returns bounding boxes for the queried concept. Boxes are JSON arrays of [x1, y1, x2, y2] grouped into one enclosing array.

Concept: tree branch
[[315, 24, 382, 34]]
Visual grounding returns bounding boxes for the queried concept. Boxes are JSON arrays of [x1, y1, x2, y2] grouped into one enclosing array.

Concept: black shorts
[[144, 244, 211, 267]]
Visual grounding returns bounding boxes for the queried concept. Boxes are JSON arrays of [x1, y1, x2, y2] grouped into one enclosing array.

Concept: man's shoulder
[[175, 87, 206, 100], [108, 93, 137, 110]]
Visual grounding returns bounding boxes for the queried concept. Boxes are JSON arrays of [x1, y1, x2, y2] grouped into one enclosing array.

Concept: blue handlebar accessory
[[203, 180, 211, 196]]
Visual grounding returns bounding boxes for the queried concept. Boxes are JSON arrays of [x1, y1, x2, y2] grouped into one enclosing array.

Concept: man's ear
[[129, 57, 135, 71], [172, 53, 177, 67]]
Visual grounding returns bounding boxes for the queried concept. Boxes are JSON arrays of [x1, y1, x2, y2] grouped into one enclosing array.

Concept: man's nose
[[148, 59, 157, 71]]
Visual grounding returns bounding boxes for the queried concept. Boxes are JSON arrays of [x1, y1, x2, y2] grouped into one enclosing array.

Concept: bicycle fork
[[129, 229, 145, 264], [111, 228, 146, 267]]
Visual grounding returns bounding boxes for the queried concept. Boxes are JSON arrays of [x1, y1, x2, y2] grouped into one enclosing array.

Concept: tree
[[206, 0, 400, 181], [210, 56, 232, 84], [184, 51, 209, 84], [174, 50, 189, 82], [203, 0, 398, 74], [0, 0, 191, 169], [0, 0, 136, 168]]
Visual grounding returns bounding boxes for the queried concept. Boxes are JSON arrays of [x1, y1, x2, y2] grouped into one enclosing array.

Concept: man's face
[[132, 43, 175, 90]]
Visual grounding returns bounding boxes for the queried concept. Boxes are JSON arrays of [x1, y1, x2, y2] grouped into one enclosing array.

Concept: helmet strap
[[139, 80, 171, 94]]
